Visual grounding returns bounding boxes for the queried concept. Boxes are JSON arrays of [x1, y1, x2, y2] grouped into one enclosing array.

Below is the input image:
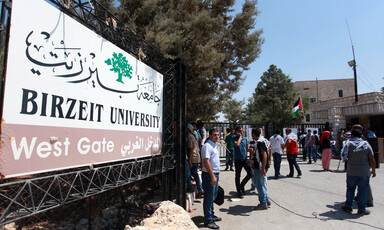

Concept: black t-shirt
[[253, 140, 269, 169]]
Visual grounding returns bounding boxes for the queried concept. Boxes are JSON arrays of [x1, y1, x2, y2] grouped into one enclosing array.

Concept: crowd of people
[[185, 122, 377, 229]]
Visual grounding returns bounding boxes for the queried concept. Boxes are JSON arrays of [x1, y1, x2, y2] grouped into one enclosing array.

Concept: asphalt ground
[[189, 157, 384, 230]]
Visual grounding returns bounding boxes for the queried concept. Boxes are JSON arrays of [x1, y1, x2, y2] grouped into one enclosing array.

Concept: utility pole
[[346, 19, 358, 102]]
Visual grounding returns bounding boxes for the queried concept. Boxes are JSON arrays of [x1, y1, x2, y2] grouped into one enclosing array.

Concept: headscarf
[[320, 131, 330, 145]]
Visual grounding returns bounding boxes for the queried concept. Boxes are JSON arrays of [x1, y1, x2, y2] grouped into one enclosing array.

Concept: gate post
[[265, 122, 270, 139], [175, 59, 186, 209]]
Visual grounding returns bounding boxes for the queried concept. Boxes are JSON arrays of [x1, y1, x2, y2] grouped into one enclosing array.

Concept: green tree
[[246, 64, 299, 123], [222, 99, 245, 123], [116, 0, 264, 121], [105, 52, 133, 84]]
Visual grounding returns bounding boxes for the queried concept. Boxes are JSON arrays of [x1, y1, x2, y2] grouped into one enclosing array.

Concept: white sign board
[[0, 0, 163, 178]]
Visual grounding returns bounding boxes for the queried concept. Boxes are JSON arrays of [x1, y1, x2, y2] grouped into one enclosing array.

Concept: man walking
[[234, 126, 253, 198], [224, 128, 235, 171], [269, 129, 285, 179], [201, 129, 221, 229], [284, 128, 302, 178], [251, 128, 271, 210], [341, 125, 376, 215]]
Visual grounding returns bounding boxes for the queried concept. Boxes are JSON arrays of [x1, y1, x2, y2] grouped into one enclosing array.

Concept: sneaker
[[286, 174, 293, 178], [230, 168, 234, 171], [252, 204, 268, 210], [358, 209, 370, 215], [212, 216, 222, 222], [367, 203, 374, 207], [237, 192, 244, 199], [224, 167, 228, 171], [205, 222, 220, 229], [297, 173, 302, 177], [267, 201, 272, 207], [342, 206, 352, 214]]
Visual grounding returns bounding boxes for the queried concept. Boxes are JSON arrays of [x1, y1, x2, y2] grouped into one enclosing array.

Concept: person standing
[[224, 128, 236, 171], [304, 130, 316, 164], [320, 131, 332, 171], [284, 128, 302, 178], [201, 129, 221, 229], [313, 130, 321, 160], [251, 128, 271, 210], [341, 126, 376, 215], [269, 129, 285, 179], [187, 124, 204, 197], [234, 126, 253, 198], [197, 120, 207, 148], [365, 128, 376, 138], [329, 128, 339, 157]]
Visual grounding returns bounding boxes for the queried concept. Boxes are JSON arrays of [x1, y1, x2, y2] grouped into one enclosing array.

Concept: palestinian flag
[[292, 97, 303, 117]]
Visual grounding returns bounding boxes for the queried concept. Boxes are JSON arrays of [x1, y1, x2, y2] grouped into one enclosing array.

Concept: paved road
[[189, 158, 383, 230]]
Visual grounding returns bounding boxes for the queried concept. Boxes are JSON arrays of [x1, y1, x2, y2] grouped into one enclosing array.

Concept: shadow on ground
[[319, 201, 364, 220]]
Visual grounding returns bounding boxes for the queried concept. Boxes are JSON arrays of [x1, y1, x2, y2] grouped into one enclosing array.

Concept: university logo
[[105, 52, 133, 84]]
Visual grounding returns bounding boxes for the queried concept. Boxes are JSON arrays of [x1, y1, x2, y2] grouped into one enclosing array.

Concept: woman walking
[[320, 131, 332, 171]]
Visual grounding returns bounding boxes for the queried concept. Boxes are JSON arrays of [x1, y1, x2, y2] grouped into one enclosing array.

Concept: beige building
[[294, 78, 355, 103], [294, 79, 384, 138]]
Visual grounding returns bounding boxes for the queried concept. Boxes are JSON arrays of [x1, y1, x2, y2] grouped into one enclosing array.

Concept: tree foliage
[[222, 99, 245, 123], [115, 0, 264, 121], [246, 64, 300, 123]]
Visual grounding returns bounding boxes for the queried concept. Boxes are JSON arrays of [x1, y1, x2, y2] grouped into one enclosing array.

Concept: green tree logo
[[105, 52, 133, 84]]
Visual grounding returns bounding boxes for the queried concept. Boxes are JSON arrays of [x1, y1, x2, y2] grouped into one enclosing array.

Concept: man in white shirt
[[269, 129, 285, 179], [201, 129, 221, 229]]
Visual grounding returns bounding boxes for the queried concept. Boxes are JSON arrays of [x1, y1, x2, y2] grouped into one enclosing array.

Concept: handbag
[[214, 185, 224, 205]]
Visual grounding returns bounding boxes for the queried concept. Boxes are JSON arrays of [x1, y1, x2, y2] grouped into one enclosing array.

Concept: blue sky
[[232, 0, 384, 102]]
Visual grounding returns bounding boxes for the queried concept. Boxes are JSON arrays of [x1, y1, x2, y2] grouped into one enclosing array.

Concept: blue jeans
[[186, 159, 193, 189], [302, 147, 307, 160], [315, 145, 321, 160], [331, 144, 339, 156], [254, 168, 269, 206], [202, 172, 219, 224], [306, 145, 314, 163], [190, 163, 203, 192], [345, 175, 370, 211], [272, 153, 282, 178], [226, 149, 234, 169]]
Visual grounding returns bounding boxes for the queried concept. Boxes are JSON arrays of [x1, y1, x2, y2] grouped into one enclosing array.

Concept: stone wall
[[294, 78, 355, 102], [308, 92, 384, 131]]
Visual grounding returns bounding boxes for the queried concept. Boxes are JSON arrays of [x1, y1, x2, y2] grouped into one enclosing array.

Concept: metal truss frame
[[0, 0, 177, 226]]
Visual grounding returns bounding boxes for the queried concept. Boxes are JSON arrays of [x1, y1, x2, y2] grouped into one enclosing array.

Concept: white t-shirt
[[269, 134, 285, 154], [201, 139, 220, 173]]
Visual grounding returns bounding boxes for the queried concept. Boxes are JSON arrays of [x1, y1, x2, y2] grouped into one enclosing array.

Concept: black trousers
[[234, 159, 253, 193], [287, 154, 301, 176]]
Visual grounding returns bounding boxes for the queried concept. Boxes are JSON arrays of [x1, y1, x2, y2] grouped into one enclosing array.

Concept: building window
[[338, 90, 343, 97], [304, 88, 309, 90], [306, 114, 310, 122]]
